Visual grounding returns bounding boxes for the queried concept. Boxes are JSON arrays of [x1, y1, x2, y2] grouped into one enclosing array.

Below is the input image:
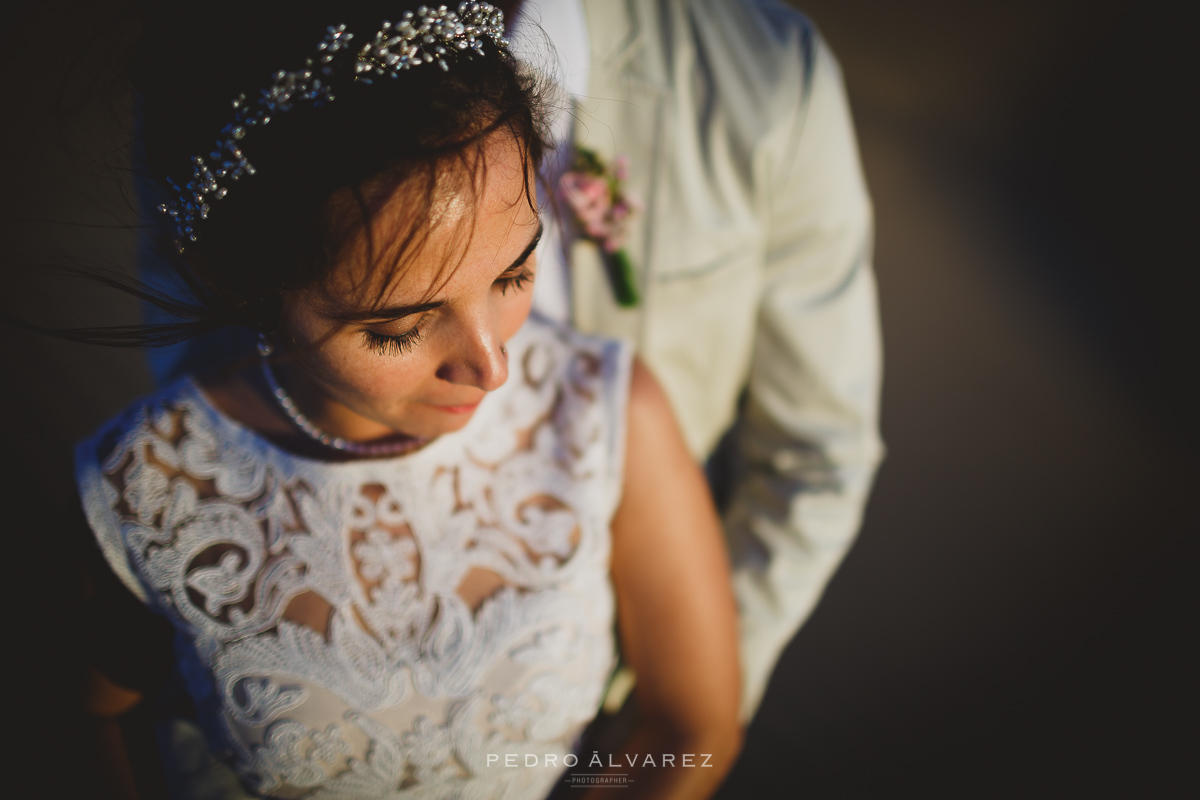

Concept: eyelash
[[496, 267, 534, 295], [361, 327, 422, 357], [358, 268, 532, 358]]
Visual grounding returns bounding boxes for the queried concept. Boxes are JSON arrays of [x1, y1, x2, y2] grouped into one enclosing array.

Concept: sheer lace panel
[[76, 317, 632, 799]]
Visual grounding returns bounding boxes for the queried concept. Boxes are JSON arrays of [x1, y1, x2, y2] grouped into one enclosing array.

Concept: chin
[[435, 413, 475, 434], [401, 410, 475, 439]]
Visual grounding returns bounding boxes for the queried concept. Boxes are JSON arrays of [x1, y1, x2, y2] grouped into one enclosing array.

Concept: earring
[[257, 332, 275, 357], [500, 344, 508, 356]]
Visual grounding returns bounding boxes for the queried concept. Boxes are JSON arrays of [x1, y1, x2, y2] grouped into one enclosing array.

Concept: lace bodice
[[77, 316, 632, 799]]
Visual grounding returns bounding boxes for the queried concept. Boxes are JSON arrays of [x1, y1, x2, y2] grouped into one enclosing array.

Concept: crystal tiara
[[157, 2, 509, 252]]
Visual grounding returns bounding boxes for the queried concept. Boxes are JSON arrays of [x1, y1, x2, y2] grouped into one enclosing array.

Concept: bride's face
[[278, 132, 541, 441]]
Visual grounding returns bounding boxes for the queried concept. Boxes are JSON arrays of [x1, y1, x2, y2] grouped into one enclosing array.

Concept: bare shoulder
[[617, 357, 713, 526], [627, 356, 667, 416], [624, 357, 687, 460]]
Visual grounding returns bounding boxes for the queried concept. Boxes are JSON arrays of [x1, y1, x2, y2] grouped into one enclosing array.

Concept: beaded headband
[[157, 2, 509, 252]]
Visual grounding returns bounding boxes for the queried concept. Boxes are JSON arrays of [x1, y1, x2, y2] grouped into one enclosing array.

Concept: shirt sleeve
[[725, 27, 886, 722]]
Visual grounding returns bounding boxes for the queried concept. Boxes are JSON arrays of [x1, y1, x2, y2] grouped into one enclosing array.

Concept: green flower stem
[[607, 248, 640, 308]]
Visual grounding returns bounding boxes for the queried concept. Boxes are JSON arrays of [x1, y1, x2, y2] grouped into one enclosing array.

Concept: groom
[[506, 0, 885, 724]]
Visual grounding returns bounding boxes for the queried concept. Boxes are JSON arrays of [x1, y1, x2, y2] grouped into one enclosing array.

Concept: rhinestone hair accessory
[[157, 2, 509, 252]]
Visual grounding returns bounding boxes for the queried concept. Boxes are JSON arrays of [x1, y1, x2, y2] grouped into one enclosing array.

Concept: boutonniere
[[558, 147, 642, 307]]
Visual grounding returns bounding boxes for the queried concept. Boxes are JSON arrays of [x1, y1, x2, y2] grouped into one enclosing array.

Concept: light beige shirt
[[509, 0, 590, 325], [570, 0, 886, 722]]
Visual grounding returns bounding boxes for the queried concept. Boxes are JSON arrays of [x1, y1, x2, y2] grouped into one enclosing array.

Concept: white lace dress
[[76, 316, 632, 800]]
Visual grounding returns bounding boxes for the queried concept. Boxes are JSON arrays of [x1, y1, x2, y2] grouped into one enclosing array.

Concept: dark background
[[2, 1, 1193, 798]]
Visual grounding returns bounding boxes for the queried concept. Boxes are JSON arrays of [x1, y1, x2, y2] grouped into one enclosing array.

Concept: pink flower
[[558, 150, 640, 255], [557, 148, 642, 307], [614, 155, 630, 182]]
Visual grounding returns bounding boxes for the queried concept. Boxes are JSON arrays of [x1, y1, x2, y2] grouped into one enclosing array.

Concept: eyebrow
[[333, 221, 544, 323]]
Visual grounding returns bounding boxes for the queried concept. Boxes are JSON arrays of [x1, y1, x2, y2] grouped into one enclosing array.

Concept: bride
[[73, 3, 740, 799]]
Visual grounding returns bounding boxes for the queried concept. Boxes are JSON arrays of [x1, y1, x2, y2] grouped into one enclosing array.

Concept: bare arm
[[78, 526, 173, 800], [86, 665, 145, 800], [583, 358, 743, 799]]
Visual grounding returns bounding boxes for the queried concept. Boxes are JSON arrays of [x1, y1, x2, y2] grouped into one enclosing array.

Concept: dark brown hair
[[33, 0, 549, 353]]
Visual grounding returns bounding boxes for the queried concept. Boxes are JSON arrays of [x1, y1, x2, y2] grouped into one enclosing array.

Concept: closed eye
[[495, 266, 534, 295], [361, 326, 422, 357], [493, 221, 542, 296]]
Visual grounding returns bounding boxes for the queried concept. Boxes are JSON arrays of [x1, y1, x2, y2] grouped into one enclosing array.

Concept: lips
[[428, 400, 482, 414], [435, 404, 479, 414]]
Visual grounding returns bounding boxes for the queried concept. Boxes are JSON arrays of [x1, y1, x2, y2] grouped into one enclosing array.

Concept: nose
[[435, 313, 509, 393]]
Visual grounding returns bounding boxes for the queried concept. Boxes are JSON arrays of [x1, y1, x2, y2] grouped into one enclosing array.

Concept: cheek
[[499, 287, 536, 340], [312, 336, 433, 406]]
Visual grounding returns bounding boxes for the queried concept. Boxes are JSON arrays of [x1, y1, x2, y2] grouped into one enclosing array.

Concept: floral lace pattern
[[77, 317, 631, 799]]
